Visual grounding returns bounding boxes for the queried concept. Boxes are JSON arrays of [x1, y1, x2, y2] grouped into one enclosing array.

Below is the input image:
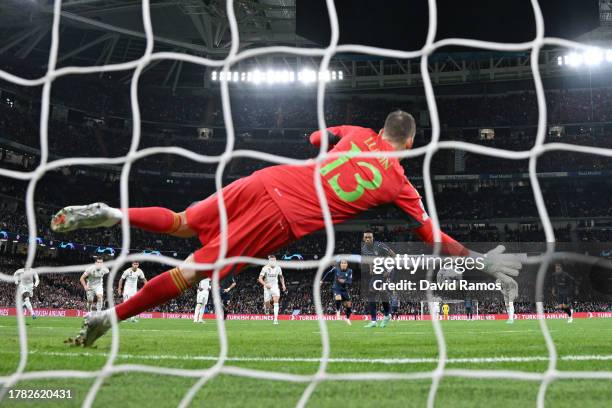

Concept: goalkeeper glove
[[472, 245, 522, 279]]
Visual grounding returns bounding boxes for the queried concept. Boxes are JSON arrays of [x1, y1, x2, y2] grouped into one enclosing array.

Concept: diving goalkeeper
[[51, 110, 521, 346]]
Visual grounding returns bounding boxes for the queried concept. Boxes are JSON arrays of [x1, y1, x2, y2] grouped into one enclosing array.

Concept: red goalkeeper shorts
[[185, 174, 294, 279]]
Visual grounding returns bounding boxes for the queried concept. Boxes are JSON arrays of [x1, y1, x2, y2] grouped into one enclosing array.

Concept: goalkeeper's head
[[381, 110, 416, 151]]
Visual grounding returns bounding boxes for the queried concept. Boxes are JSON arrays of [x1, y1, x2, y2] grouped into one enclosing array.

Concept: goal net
[[0, 0, 611, 407]]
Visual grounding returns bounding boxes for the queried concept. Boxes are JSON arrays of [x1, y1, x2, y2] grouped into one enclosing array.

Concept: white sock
[[199, 305, 205, 321], [96, 298, 103, 312], [194, 304, 201, 321], [23, 298, 33, 315], [507, 302, 514, 320], [273, 303, 279, 321]]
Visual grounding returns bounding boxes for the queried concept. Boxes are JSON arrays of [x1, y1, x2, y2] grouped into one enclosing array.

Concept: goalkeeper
[[50, 110, 522, 346]]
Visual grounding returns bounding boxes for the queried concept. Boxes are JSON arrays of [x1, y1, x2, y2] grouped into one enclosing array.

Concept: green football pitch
[[0, 316, 611, 407]]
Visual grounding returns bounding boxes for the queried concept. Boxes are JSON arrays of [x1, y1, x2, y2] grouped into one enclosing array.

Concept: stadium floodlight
[[584, 48, 604, 66], [252, 69, 262, 84], [558, 47, 612, 67], [566, 52, 584, 67], [210, 69, 344, 85]]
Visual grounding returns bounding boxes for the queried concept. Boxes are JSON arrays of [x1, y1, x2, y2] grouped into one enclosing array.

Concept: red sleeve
[[309, 125, 354, 148], [394, 180, 469, 257]]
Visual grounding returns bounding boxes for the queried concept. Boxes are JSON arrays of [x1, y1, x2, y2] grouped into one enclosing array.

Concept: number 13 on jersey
[[319, 142, 383, 202]]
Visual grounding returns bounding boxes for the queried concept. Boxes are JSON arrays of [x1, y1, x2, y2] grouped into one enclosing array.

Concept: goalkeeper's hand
[[475, 245, 522, 279]]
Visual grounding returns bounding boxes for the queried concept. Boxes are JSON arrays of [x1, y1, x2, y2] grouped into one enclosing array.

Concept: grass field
[[0, 316, 611, 407]]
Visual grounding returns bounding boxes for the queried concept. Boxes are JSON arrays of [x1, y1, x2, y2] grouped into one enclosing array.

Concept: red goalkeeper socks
[[115, 268, 189, 321], [125, 207, 181, 234]]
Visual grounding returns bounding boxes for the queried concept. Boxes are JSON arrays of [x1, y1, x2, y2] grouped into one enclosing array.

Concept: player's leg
[[560, 298, 573, 322], [334, 293, 342, 320], [365, 301, 378, 328], [263, 289, 271, 315], [272, 293, 280, 324], [391, 299, 399, 320], [123, 292, 137, 322], [379, 290, 392, 328], [95, 291, 104, 312], [343, 297, 352, 326], [198, 291, 208, 322], [380, 300, 392, 328], [21, 291, 35, 318], [86, 290, 94, 312], [221, 290, 230, 320], [51, 203, 197, 238], [364, 279, 378, 327], [194, 302, 202, 323], [506, 301, 515, 324]]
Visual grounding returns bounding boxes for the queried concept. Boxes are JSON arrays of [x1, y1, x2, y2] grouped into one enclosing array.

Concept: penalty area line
[[5, 350, 612, 365]]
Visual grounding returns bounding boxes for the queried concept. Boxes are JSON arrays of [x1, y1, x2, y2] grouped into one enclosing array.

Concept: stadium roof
[[0, 0, 609, 91], [0, 0, 310, 68]]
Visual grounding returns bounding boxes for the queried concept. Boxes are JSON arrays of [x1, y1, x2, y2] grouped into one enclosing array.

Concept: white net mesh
[[1, 0, 612, 407]]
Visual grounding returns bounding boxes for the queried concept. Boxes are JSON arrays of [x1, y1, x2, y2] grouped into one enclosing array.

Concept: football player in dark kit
[[362, 230, 395, 328], [219, 273, 236, 320], [552, 263, 576, 323], [321, 258, 353, 325], [464, 297, 474, 320]]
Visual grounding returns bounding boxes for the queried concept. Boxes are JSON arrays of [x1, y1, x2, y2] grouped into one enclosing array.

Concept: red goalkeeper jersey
[[254, 125, 430, 238]]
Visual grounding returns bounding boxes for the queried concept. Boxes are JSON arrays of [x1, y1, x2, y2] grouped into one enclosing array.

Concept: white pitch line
[[2, 350, 611, 365]]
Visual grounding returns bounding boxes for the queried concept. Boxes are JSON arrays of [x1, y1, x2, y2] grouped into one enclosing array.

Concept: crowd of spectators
[[33, 83, 612, 128], [2, 162, 612, 261], [2, 80, 612, 316], [2, 252, 611, 316], [3, 87, 612, 177]]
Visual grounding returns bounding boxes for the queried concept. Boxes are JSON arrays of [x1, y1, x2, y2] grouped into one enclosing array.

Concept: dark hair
[[383, 110, 416, 143], [363, 230, 373, 235]]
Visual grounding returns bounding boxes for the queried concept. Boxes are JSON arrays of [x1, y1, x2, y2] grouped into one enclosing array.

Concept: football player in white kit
[[258, 255, 286, 324], [14, 267, 39, 319], [118, 262, 147, 322], [496, 274, 519, 324], [194, 277, 211, 323], [80, 257, 109, 312]]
